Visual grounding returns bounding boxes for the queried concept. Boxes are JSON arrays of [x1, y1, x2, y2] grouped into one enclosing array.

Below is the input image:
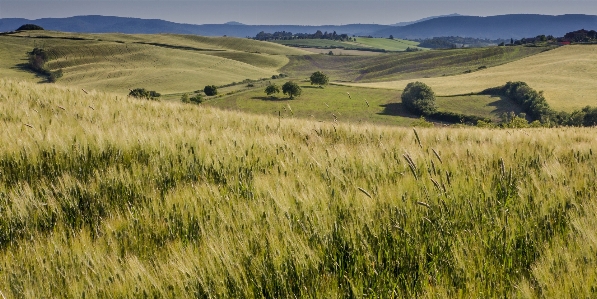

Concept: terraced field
[[282, 46, 549, 82], [345, 45, 597, 111]]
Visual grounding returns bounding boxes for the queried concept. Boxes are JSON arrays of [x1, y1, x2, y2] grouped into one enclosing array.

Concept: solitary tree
[[204, 85, 218, 96], [265, 83, 280, 97], [309, 71, 329, 88], [389, 35, 394, 39], [401, 81, 436, 115], [17, 24, 44, 31], [282, 81, 302, 99]]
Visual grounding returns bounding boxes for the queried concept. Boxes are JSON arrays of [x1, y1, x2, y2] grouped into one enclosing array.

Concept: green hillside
[[272, 37, 424, 52]]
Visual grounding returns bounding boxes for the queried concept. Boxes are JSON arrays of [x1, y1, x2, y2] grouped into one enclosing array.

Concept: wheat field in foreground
[[344, 45, 597, 111], [0, 79, 596, 298]]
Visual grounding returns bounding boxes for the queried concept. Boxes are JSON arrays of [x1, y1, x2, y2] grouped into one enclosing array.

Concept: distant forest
[[254, 30, 352, 41]]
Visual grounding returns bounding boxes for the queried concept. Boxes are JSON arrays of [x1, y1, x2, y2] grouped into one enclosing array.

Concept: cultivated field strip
[[0, 79, 596, 297]]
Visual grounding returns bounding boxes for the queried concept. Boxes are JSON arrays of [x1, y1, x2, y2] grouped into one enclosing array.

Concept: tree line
[[254, 30, 351, 41]]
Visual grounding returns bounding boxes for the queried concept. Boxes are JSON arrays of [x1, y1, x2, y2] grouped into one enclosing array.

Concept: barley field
[[1, 78, 596, 298], [345, 45, 597, 111]]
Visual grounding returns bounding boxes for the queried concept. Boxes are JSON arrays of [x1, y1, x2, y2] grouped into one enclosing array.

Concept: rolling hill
[[343, 45, 597, 111], [0, 31, 309, 94]]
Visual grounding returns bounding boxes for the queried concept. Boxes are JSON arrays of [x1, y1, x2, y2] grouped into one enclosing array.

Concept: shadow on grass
[[378, 102, 417, 118], [12, 62, 50, 84], [301, 85, 326, 89], [252, 96, 293, 102], [486, 95, 524, 116]]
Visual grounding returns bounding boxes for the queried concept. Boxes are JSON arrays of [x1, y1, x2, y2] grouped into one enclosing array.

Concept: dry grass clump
[[0, 79, 596, 297]]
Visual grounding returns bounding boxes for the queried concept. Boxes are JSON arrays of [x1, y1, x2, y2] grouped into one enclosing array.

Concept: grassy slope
[[206, 81, 416, 126], [0, 32, 310, 94], [435, 94, 523, 122], [281, 46, 548, 83], [347, 45, 597, 111], [1, 78, 597, 298], [273, 37, 423, 52], [354, 37, 422, 51]]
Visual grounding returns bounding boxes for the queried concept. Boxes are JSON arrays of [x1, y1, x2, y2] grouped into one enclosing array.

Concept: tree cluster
[[255, 30, 350, 41], [417, 37, 507, 49], [481, 81, 551, 122], [129, 88, 161, 100], [309, 71, 329, 87]]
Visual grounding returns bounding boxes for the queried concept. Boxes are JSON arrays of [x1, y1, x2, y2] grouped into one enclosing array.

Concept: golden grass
[[344, 45, 597, 111], [1, 76, 597, 297]]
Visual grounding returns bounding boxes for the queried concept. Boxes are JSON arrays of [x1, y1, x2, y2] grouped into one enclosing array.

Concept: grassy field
[[281, 46, 549, 83], [273, 37, 424, 52], [435, 94, 523, 122], [0, 31, 310, 94], [205, 81, 417, 126], [1, 78, 597, 298], [346, 45, 597, 111], [354, 37, 423, 52]]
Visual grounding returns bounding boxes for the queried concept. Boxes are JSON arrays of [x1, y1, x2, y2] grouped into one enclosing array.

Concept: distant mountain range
[[390, 14, 464, 27], [1, 14, 596, 39]]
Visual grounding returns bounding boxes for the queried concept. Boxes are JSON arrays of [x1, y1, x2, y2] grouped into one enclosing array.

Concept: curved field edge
[[341, 45, 597, 111], [1, 79, 597, 298]]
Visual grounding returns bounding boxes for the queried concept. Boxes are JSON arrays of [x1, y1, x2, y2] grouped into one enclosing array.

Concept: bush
[[48, 69, 63, 83], [310, 71, 329, 87], [181, 94, 190, 103], [204, 85, 218, 96], [401, 81, 437, 115], [190, 94, 203, 104], [129, 88, 160, 100], [481, 81, 552, 122]]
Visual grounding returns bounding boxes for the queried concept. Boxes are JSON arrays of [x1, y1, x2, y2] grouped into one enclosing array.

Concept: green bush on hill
[[204, 85, 218, 96], [282, 81, 302, 99], [309, 71, 329, 88], [401, 81, 437, 115]]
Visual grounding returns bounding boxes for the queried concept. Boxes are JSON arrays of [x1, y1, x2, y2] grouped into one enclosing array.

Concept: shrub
[[181, 94, 190, 103], [481, 81, 552, 122], [204, 85, 218, 96], [190, 94, 203, 104], [129, 88, 160, 100], [401, 81, 437, 115], [48, 69, 63, 83], [310, 71, 329, 87]]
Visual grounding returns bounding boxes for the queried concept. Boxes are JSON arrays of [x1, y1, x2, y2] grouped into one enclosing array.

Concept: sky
[[1, 0, 595, 25]]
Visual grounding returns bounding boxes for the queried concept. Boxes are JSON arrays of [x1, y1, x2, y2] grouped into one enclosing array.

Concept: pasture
[[345, 45, 597, 111], [0, 79, 596, 297]]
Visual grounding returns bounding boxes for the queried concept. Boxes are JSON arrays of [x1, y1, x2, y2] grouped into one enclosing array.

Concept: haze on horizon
[[1, 0, 595, 26]]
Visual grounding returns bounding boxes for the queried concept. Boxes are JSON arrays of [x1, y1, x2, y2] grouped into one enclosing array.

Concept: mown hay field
[[1, 78, 597, 298], [345, 45, 597, 111]]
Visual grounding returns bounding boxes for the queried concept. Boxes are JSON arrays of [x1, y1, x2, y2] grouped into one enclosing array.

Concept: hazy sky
[[1, 1, 595, 25]]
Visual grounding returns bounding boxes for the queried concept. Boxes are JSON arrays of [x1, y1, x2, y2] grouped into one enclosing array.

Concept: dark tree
[[389, 35, 394, 39], [309, 71, 329, 87], [282, 81, 302, 99], [17, 24, 44, 31], [265, 83, 280, 96], [204, 85, 218, 96], [401, 81, 437, 115]]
